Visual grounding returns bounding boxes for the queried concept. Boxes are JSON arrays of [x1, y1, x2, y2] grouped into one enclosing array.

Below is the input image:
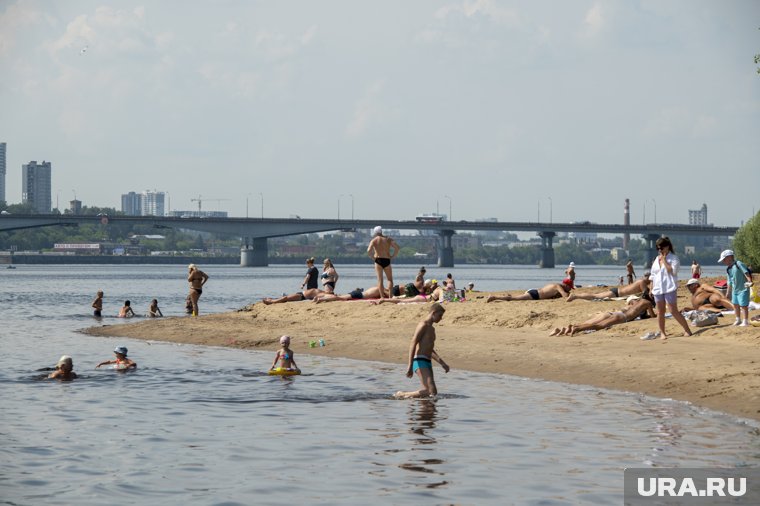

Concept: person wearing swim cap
[[187, 264, 209, 316], [96, 346, 137, 370], [270, 335, 299, 372], [49, 355, 77, 380], [367, 226, 399, 299]]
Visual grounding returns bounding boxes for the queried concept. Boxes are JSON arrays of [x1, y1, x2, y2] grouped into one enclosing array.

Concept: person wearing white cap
[[48, 355, 77, 380], [565, 262, 576, 283], [367, 226, 400, 298], [683, 278, 734, 312], [718, 249, 753, 326]]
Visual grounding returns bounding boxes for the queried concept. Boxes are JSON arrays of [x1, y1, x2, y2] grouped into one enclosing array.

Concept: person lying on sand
[[487, 279, 574, 302], [549, 297, 655, 336], [683, 279, 734, 312], [312, 286, 385, 303], [263, 288, 324, 304], [566, 273, 651, 302]]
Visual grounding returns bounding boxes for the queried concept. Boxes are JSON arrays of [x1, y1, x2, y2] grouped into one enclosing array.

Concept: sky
[[1, 0, 758, 227]]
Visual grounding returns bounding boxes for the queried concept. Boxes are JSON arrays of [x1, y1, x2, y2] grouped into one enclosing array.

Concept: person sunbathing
[[566, 274, 650, 302], [263, 287, 324, 304], [312, 286, 385, 303], [683, 279, 734, 312], [549, 297, 655, 336], [487, 279, 574, 302]]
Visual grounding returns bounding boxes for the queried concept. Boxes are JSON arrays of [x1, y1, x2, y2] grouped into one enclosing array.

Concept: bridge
[[0, 214, 738, 268]]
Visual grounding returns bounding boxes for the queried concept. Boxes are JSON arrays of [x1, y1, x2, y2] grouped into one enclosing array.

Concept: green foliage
[[733, 211, 760, 269]]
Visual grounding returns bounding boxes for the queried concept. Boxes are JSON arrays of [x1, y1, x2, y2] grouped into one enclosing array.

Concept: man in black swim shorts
[[367, 226, 399, 298]]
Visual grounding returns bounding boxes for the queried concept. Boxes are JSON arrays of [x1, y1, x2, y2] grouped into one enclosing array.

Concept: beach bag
[[690, 311, 718, 328]]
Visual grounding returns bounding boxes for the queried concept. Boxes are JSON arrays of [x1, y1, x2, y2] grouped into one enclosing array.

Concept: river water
[[1, 264, 756, 505]]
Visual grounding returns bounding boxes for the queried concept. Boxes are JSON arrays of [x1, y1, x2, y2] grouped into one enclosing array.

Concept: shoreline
[[83, 281, 760, 422]]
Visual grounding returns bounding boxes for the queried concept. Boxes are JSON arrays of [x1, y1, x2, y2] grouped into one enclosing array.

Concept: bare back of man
[[567, 278, 649, 302], [487, 283, 570, 302], [367, 232, 399, 298]]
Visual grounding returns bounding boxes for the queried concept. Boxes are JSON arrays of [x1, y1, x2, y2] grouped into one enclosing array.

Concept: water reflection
[[398, 399, 449, 489]]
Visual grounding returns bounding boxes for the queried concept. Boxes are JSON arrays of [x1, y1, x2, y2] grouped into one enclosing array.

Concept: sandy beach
[[83, 278, 760, 422]]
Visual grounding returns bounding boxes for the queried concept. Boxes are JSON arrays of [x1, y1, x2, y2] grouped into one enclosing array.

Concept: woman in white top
[[649, 236, 692, 339]]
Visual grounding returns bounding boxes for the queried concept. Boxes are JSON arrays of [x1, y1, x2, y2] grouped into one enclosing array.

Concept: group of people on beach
[[538, 239, 754, 338], [263, 227, 473, 306], [60, 228, 754, 399]]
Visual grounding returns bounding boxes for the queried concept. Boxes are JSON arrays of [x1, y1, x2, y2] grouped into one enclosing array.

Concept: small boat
[[6, 265, 16, 269]]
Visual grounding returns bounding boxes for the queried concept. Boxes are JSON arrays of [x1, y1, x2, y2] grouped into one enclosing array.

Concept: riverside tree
[[732, 211, 760, 269]]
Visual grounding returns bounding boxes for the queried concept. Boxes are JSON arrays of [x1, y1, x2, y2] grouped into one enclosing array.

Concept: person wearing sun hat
[[96, 346, 137, 370], [48, 355, 77, 380], [718, 249, 753, 326]]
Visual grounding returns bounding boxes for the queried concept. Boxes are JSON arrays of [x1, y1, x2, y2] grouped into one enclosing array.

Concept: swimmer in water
[[147, 299, 163, 317], [270, 335, 299, 372], [118, 300, 136, 318], [96, 346, 137, 370], [49, 355, 77, 380], [92, 290, 103, 317], [395, 303, 450, 399]]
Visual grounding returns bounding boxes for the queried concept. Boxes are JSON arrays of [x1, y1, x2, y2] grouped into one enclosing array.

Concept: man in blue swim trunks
[[395, 303, 450, 399]]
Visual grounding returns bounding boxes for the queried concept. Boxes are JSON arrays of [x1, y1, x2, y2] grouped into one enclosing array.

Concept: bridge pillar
[[538, 231, 556, 268], [644, 233, 661, 269], [437, 230, 455, 268], [240, 237, 268, 267]]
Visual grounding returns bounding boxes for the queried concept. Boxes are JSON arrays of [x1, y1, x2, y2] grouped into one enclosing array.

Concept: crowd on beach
[[53, 229, 757, 399]]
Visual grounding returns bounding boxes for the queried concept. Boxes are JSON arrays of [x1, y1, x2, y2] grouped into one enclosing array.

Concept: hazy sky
[[1, 0, 758, 226]]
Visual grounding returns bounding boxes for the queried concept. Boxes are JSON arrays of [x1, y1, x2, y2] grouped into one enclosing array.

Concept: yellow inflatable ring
[[268, 367, 301, 376]]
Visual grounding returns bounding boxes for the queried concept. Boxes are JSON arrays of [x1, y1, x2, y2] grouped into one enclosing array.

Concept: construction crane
[[190, 195, 231, 213]]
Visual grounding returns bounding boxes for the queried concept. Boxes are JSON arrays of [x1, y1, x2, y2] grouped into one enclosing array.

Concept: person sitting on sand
[[549, 297, 656, 336], [147, 299, 163, 317], [395, 303, 450, 399], [270, 335, 299, 372], [487, 279, 574, 302], [96, 346, 137, 370], [118, 300, 136, 318], [683, 278, 734, 312], [566, 273, 651, 302], [263, 287, 324, 304], [49, 355, 77, 381]]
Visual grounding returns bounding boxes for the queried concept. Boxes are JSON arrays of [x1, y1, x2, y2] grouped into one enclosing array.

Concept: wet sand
[[83, 278, 760, 422]]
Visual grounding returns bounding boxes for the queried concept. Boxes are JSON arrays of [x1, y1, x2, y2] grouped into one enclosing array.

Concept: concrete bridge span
[[0, 214, 738, 268]]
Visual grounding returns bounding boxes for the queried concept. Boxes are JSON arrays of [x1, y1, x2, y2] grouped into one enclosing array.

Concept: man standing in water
[[187, 264, 209, 316], [395, 303, 450, 399], [367, 226, 399, 298]]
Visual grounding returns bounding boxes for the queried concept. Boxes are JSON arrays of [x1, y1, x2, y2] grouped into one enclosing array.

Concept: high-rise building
[[141, 190, 166, 216], [121, 192, 142, 216], [0, 142, 6, 203], [22, 160, 52, 213], [688, 204, 708, 225]]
